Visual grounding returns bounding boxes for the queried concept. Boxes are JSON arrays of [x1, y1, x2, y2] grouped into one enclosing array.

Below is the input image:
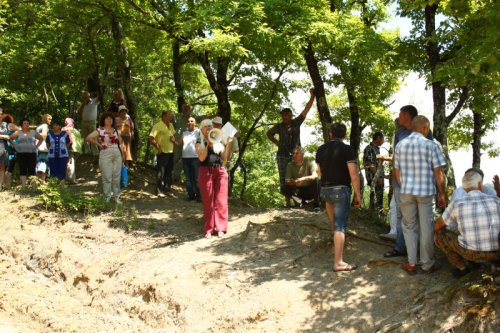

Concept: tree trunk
[[172, 39, 186, 114], [472, 110, 483, 169], [346, 86, 361, 157], [229, 63, 289, 193], [303, 42, 332, 143], [425, 4, 456, 190], [110, 15, 139, 158], [196, 44, 232, 122]]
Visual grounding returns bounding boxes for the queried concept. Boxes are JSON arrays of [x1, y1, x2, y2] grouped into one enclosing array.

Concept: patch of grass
[[35, 178, 108, 213], [109, 205, 140, 232]]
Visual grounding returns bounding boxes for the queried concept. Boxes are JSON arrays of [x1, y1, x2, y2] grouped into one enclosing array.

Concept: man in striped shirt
[[394, 115, 447, 274], [434, 169, 500, 277]]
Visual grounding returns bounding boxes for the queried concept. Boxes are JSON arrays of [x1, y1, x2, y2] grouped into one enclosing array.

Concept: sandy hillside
[[0, 160, 498, 333]]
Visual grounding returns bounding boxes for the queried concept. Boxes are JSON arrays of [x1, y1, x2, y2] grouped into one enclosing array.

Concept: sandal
[[384, 249, 406, 258], [333, 263, 358, 272]]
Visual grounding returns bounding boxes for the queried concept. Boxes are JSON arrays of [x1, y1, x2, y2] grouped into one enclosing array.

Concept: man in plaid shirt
[[394, 115, 447, 274], [434, 169, 500, 277]]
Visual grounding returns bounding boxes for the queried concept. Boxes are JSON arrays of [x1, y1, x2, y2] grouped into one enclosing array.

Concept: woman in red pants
[[196, 119, 233, 238]]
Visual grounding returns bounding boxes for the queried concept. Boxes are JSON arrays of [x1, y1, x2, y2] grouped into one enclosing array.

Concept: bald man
[[394, 115, 447, 275]]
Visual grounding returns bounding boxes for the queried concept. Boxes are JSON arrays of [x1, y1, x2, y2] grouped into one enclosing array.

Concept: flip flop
[[333, 263, 358, 272]]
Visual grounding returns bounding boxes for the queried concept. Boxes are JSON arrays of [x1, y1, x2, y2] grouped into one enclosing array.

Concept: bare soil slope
[[0, 159, 498, 332]]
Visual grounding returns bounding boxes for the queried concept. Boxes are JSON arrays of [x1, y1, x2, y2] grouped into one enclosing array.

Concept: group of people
[[0, 109, 83, 188], [267, 97, 499, 275], [2, 87, 499, 275]]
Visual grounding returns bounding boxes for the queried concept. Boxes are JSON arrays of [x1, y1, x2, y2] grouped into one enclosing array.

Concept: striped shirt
[[442, 190, 500, 252], [394, 132, 446, 196]]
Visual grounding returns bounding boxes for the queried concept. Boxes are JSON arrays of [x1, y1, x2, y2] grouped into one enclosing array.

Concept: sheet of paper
[[221, 121, 238, 138]]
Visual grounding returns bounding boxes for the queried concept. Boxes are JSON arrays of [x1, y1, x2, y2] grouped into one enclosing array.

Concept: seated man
[[283, 147, 320, 211], [450, 168, 497, 202], [434, 169, 500, 277]]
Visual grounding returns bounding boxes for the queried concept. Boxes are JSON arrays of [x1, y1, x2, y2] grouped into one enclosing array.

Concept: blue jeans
[[393, 185, 407, 253], [320, 186, 351, 233], [183, 158, 200, 199]]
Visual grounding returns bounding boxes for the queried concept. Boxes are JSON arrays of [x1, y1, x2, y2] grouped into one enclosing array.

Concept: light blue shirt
[[395, 132, 446, 196], [450, 186, 497, 202]]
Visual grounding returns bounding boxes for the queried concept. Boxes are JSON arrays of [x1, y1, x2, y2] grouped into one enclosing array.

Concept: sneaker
[[205, 233, 212, 239], [313, 206, 321, 213], [218, 231, 225, 237], [115, 198, 122, 205], [157, 192, 166, 198]]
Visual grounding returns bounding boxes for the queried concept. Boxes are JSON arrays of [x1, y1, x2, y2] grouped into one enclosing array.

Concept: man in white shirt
[[78, 91, 100, 156], [176, 117, 201, 201]]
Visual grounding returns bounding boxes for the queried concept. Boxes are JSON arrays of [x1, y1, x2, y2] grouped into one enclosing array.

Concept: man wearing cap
[[267, 88, 315, 205], [149, 111, 176, 197], [78, 91, 100, 156]]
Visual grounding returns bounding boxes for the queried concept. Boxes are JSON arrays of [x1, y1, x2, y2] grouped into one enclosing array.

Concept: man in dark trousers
[[267, 88, 315, 206], [316, 122, 361, 272]]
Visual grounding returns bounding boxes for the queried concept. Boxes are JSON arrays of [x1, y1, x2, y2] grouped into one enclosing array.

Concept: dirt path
[[0, 164, 498, 332]]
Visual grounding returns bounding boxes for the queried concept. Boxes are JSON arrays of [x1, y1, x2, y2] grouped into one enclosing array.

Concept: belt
[[322, 185, 350, 189]]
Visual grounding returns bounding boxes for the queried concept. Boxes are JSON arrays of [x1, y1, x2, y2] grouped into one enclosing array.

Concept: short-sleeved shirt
[[63, 127, 83, 154], [97, 127, 119, 149], [46, 130, 70, 158], [285, 158, 317, 187], [315, 139, 356, 187], [36, 123, 49, 152], [451, 186, 497, 203], [149, 121, 175, 154], [442, 190, 500, 252], [363, 142, 380, 184], [394, 132, 446, 196], [268, 114, 305, 156], [82, 97, 100, 121], [182, 129, 200, 158], [392, 128, 434, 188]]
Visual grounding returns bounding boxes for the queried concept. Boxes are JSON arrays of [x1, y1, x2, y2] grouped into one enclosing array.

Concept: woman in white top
[[86, 113, 125, 203]]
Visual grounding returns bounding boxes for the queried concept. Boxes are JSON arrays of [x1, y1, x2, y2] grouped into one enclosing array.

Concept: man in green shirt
[[284, 147, 320, 211]]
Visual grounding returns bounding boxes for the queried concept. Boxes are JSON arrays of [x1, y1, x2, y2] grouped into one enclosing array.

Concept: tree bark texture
[[425, 4, 456, 189], [346, 86, 361, 157], [110, 15, 139, 158], [172, 39, 186, 114], [303, 42, 332, 143], [472, 110, 483, 169]]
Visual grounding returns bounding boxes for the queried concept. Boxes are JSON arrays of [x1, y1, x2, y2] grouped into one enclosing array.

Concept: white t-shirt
[[182, 129, 199, 158], [82, 97, 100, 121], [36, 123, 49, 152]]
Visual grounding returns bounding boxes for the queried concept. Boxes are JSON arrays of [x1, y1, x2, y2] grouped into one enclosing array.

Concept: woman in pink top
[[86, 113, 125, 203]]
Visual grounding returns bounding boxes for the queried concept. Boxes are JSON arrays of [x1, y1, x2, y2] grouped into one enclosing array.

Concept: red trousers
[[199, 166, 229, 234]]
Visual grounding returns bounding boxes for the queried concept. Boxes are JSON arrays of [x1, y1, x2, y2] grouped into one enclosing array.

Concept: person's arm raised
[[300, 88, 316, 118]]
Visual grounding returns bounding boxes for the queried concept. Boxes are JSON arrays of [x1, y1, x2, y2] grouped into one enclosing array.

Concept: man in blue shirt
[[394, 115, 447, 274]]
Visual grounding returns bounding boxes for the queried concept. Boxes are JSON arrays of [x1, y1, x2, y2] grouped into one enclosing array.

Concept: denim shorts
[[320, 186, 351, 233]]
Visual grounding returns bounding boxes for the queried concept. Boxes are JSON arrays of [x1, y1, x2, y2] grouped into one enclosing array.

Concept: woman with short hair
[[9, 118, 43, 185], [196, 119, 233, 238], [45, 118, 71, 180], [86, 113, 125, 203]]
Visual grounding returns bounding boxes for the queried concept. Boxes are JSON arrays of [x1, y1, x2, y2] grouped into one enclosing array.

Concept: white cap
[[118, 105, 128, 112], [212, 116, 223, 124]]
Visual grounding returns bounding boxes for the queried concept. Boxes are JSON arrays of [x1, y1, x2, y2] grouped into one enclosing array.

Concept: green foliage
[[36, 178, 108, 212], [232, 139, 283, 208]]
